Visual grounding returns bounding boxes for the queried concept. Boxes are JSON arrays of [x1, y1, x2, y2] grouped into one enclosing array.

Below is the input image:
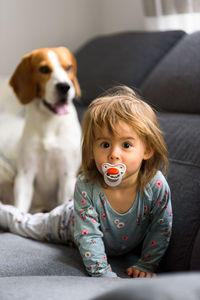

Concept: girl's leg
[[0, 199, 74, 243]]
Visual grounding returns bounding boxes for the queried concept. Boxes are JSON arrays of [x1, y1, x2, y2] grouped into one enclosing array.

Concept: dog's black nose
[[56, 83, 70, 95]]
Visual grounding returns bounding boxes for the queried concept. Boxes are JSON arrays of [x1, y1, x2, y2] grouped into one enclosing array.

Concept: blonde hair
[[80, 85, 168, 191]]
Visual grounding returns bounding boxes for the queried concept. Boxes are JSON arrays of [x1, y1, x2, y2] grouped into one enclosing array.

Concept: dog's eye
[[39, 66, 51, 74], [66, 65, 72, 72]]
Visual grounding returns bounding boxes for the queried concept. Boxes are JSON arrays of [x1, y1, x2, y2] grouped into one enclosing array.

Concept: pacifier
[[102, 163, 126, 187]]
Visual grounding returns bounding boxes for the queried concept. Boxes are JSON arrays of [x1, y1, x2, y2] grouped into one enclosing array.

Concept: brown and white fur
[[8, 47, 81, 213]]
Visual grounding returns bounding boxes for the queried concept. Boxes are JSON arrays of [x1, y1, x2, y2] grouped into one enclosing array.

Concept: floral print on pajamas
[[73, 171, 172, 277], [0, 171, 172, 278], [0, 199, 74, 244]]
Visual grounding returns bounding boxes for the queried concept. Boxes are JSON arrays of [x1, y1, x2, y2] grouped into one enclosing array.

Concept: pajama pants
[[0, 199, 74, 244]]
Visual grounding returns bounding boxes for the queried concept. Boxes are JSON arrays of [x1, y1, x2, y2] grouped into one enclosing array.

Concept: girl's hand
[[126, 267, 156, 278]]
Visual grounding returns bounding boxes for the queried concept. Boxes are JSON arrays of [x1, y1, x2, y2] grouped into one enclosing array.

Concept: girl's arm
[[131, 177, 172, 274], [73, 177, 118, 278]]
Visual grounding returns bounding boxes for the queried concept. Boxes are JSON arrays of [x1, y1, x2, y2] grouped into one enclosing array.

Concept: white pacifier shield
[[102, 163, 126, 187]]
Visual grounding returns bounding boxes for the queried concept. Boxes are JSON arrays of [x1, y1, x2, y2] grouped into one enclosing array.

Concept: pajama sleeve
[[73, 177, 118, 278], [132, 175, 172, 273]]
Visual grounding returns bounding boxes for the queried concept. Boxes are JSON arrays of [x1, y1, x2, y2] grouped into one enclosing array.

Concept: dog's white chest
[[16, 103, 81, 212], [42, 135, 59, 151]]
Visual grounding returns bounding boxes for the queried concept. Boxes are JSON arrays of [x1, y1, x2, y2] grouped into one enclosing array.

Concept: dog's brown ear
[[9, 54, 37, 104], [70, 52, 81, 99]]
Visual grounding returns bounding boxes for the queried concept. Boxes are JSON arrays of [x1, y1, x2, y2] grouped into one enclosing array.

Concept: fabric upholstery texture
[[76, 30, 185, 105], [191, 229, 200, 270], [0, 232, 85, 277], [160, 161, 200, 271], [0, 232, 139, 278], [158, 113, 200, 166], [141, 32, 200, 113], [157, 113, 200, 271], [0, 273, 200, 300]]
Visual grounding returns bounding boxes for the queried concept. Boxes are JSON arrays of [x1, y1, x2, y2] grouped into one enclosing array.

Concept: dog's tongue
[[53, 103, 69, 115]]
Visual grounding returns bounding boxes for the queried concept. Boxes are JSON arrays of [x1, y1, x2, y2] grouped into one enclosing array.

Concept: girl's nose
[[109, 147, 120, 161]]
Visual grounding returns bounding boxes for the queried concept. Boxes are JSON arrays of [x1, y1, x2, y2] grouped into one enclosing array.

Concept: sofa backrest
[[75, 30, 185, 108], [141, 31, 200, 114]]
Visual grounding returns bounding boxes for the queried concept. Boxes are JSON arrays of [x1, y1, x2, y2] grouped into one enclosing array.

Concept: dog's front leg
[[14, 170, 35, 213], [58, 173, 76, 205]]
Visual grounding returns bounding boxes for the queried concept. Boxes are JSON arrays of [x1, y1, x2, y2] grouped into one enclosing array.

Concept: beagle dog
[[9, 47, 81, 213]]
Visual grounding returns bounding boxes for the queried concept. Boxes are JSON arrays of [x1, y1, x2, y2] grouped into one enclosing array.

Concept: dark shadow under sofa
[[0, 30, 200, 299]]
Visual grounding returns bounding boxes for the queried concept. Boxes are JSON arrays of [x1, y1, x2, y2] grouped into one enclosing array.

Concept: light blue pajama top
[[73, 171, 172, 278]]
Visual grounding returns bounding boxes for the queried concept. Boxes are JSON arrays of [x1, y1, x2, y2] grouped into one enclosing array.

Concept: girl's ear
[[143, 147, 154, 160]]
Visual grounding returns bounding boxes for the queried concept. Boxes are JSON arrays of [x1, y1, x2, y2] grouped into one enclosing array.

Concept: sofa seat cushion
[[0, 273, 200, 300], [141, 32, 200, 113], [0, 232, 86, 277], [76, 30, 185, 105], [0, 232, 139, 278]]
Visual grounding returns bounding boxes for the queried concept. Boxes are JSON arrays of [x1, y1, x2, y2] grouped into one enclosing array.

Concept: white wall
[[101, 0, 145, 34], [0, 0, 145, 76]]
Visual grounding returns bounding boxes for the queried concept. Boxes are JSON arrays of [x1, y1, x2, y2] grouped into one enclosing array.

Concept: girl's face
[[92, 121, 153, 187]]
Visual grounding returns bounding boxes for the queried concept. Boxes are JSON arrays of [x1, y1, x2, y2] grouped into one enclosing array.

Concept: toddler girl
[[0, 85, 172, 278]]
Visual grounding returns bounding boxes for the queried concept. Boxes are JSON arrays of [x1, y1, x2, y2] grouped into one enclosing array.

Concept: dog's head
[[9, 47, 81, 115]]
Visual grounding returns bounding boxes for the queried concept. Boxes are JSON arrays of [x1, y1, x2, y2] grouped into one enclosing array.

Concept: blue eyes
[[100, 142, 132, 149]]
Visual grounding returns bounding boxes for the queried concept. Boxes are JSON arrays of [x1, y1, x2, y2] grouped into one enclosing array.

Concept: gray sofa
[[1, 30, 200, 299]]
